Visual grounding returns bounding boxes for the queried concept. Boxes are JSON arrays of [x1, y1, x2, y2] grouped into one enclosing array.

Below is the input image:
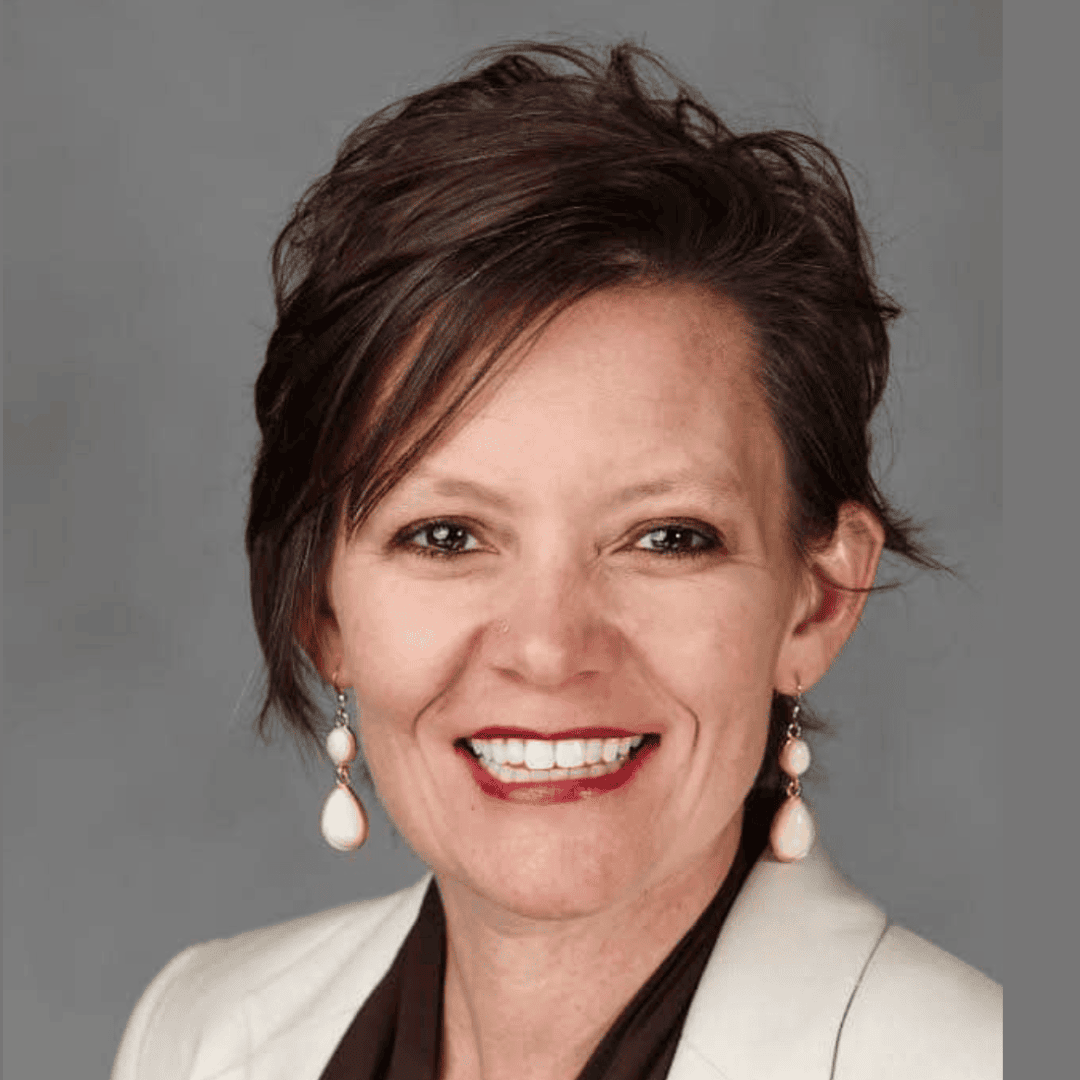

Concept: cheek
[[634, 580, 782, 781], [628, 576, 787, 697], [333, 570, 476, 730]]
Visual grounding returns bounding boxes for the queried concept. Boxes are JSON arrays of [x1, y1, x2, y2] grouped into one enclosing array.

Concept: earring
[[770, 684, 815, 863], [320, 687, 369, 852]]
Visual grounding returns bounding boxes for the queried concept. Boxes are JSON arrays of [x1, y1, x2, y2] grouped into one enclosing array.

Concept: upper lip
[[465, 726, 654, 740]]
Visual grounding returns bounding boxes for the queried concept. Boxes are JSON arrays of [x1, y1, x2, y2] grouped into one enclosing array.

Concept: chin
[[453, 835, 655, 921], [477, 871, 636, 922]]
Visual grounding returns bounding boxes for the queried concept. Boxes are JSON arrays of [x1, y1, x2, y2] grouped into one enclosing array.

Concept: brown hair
[[246, 42, 945, 803]]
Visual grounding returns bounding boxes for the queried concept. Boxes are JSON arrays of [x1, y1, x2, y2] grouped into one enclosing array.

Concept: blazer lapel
[[667, 843, 888, 1080], [239, 875, 433, 1080]]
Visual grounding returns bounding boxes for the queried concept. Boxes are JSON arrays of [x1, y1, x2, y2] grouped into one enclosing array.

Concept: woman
[[111, 41, 1001, 1080]]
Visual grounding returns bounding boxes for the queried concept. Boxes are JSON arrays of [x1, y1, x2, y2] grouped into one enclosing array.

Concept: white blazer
[[110, 843, 1001, 1079]]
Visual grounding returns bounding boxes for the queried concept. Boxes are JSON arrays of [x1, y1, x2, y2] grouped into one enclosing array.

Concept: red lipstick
[[455, 738, 659, 805], [467, 727, 647, 740]]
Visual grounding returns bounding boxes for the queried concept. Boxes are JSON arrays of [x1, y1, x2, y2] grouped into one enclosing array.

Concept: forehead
[[505, 285, 754, 412], [414, 285, 785, 505]]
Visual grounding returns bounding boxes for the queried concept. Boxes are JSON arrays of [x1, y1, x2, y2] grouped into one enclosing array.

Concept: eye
[[633, 523, 723, 559], [397, 519, 484, 559]]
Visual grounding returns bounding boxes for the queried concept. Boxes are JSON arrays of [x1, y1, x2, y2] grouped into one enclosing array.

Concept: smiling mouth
[[457, 733, 661, 783]]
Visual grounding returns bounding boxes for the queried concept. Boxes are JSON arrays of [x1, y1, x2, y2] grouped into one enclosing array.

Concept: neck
[[436, 812, 743, 1080]]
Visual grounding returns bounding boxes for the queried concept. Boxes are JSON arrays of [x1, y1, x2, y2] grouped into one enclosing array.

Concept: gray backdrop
[[3, 1, 1001, 1076]]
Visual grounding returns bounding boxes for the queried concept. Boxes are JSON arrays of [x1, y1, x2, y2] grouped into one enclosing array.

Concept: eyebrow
[[602, 474, 745, 510], [406, 470, 744, 512], [421, 476, 517, 511]]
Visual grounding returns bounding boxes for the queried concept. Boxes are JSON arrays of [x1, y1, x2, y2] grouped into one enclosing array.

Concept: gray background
[[3, 1, 1001, 1076]]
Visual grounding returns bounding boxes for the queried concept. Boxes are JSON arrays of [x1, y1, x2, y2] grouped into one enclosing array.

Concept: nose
[[492, 555, 618, 690]]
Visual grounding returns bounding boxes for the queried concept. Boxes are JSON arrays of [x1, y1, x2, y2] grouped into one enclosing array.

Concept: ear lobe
[[780, 502, 886, 691], [299, 595, 345, 687]]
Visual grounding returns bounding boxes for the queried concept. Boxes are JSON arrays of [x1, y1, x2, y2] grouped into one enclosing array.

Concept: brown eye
[[401, 520, 482, 558], [634, 524, 721, 558]]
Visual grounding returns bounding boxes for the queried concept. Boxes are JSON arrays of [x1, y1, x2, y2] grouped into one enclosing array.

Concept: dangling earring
[[320, 686, 369, 852], [770, 684, 815, 863]]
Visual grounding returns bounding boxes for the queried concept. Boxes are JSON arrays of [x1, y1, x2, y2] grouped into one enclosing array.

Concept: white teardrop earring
[[770, 684, 815, 863], [320, 687, 369, 852]]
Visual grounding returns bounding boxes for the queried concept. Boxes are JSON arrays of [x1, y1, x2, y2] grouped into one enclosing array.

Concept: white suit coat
[[110, 843, 1001, 1079]]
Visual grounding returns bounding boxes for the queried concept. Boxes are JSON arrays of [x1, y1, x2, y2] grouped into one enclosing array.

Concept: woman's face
[[324, 285, 816, 919]]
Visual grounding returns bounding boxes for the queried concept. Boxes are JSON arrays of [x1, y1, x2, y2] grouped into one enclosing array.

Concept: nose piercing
[[496, 619, 510, 634]]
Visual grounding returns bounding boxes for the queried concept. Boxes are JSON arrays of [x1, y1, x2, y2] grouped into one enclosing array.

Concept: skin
[[318, 284, 884, 1080]]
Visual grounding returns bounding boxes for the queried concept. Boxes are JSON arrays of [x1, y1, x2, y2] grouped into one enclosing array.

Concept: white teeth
[[467, 733, 652, 783], [555, 739, 585, 769], [476, 756, 629, 783], [524, 740, 556, 770]]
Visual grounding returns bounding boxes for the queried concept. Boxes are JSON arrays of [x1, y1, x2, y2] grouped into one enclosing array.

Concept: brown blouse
[[319, 811, 768, 1080]]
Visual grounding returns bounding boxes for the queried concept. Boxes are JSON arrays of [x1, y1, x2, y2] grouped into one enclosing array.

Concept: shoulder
[[675, 844, 1001, 1080], [833, 923, 1002, 1080], [110, 875, 432, 1080]]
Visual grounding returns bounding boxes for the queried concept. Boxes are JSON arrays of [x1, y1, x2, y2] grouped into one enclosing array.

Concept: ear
[[299, 592, 348, 689], [775, 502, 886, 694]]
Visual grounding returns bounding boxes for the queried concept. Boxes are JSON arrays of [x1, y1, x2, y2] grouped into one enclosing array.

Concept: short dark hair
[[246, 41, 944, 790]]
